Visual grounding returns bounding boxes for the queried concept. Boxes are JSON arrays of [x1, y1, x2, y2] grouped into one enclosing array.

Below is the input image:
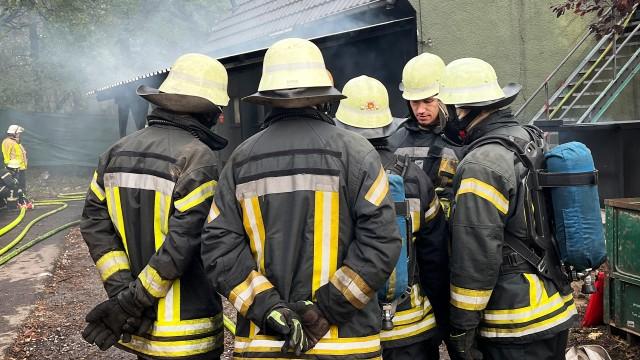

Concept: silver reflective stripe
[[122, 334, 218, 355], [168, 70, 227, 91], [441, 82, 501, 94], [479, 306, 577, 338], [395, 146, 458, 160], [395, 146, 430, 158], [404, 83, 438, 96], [380, 314, 436, 340], [441, 147, 459, 160], [264, 61, 325, 73], [407, 198, 420, 213], [338, 102, 391, 116], [104, 172, 175, 196], [236, 174, 339, 200]]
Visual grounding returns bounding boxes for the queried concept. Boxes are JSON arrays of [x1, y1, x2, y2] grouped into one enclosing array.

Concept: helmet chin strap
[[457, 108, 482, 131]]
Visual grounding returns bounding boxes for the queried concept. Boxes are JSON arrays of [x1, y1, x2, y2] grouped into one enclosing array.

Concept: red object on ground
[[582, 272, 605, 327]]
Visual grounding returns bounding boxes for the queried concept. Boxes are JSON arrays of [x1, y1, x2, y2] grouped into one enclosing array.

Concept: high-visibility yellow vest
[[2, 137, 27, 170]]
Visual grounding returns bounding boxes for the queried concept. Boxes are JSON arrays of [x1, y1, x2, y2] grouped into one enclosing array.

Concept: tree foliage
[[551, 0, 639, 36], [0, 0, 230, 112]]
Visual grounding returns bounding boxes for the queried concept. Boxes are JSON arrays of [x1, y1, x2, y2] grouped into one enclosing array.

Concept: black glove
[[81, 321, 118, 351], [289, 300, 330, 352], [121, 309, 155, 342], [448, 328, 483, 360], [83, 288, 145, 350], [264, 305, 307, 355]]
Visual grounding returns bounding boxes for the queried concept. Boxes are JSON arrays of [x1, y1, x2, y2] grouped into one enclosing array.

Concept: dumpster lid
[[605, 198, 640, 211]]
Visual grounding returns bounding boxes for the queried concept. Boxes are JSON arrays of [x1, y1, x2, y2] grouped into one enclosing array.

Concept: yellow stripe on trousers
[[241, 197, 266, 273], [312, 191, 339, 298]]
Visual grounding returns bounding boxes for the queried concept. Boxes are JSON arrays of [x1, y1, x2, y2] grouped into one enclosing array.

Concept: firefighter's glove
[[448, 328, 483, 360], [121, 307, 155, 341], [289, 300, 330, 352], [83, 288, 145, 349], [265, 305, 307, 355], [81, 321, 118, 351]]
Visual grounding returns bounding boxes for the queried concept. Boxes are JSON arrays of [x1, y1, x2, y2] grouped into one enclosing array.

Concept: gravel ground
[[3, 227, 236, 360], [3, 227, 638, 359]]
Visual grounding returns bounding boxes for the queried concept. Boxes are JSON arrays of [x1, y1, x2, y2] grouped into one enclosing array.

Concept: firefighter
[[2, 125, 28, 194], [0, 160, 21, 209], [200, 38, 401, 359], [437, 58, 577, 360], [389, 53, 463, 215], [80, 53, 230, 359], [334, 75, 449, 360]]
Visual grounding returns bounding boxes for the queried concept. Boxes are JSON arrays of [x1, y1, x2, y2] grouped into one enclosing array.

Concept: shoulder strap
[[389, 154, 410, 178]]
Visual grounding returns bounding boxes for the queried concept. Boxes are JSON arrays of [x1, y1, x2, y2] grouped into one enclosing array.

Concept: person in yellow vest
[[2, 125, 28, 194]]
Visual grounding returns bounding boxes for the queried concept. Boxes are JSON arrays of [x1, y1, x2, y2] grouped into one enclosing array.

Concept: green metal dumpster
[[604, 198, 640, 337]]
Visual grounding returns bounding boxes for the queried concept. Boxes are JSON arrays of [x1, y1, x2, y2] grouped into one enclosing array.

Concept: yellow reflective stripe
[[456, 178, 509, 214], [153, 192, 171, 250], [139, 265, 173, 299], [151, 314, 222, 337], [364, 166, 389, 206], [153, 191, 173, 323], [407, 198, 421, 233], [90, 171, 106, 201], [483, 275, 575, 325], [450, 285, 492, 311], [484, 293, 572, 324], [249, 321, 260, 337], [174, 180, 216, 212], [234, 334, 381, 356], [394, 286, 431, 325], [158, 279, 181, 323], [424, 196, 440, 222], [241, 196, 266, 273], [105, 186, 128, 254], [312, 191, 339, 298], [380, 311, 436, 342], [120, 332, 223, 357], [95, 251, 130, 281], [228, 270, 274, 317], [384, 269, 396, 302], [330, 266, 374, 309], [324, 325, 339, 339], [207, 202, 221, 223], [480, 297, 577, 338]]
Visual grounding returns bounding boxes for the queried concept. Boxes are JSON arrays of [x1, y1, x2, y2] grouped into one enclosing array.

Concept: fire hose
[[0, 192, 238, 334]]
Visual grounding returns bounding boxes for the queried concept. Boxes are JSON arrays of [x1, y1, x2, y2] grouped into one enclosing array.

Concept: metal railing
[[516, 6, 638, 123]]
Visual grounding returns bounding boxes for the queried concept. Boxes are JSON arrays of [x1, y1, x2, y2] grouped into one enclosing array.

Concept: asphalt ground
[[0, 201, 82, 354]]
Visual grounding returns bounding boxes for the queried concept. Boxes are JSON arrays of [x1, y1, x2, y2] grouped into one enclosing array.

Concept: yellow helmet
[[137, 53, 229, 113], [400, 53, 445, 101], [437, 58, 521, 108], [334, 76, 401, 139], [258, 38, 333, 91], [244, 38, 344, 108], [336, 75, 392, 128]]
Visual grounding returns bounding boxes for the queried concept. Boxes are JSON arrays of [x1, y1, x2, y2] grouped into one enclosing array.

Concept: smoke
[[0, 1, 232, 113], [0, 1, 232, 168]]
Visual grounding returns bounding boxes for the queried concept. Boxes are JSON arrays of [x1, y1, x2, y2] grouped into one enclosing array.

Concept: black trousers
[[382, 337, 441, 360], [16, 170, 25, 192], [478, 330, 569, 360]]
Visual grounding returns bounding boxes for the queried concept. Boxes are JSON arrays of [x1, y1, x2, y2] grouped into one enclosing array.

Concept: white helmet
[[7, 125, 24, 136]]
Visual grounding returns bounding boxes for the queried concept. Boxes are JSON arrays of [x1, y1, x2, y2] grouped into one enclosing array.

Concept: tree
[[0, 0, 231, 112], [551, 0, 639, 36]]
